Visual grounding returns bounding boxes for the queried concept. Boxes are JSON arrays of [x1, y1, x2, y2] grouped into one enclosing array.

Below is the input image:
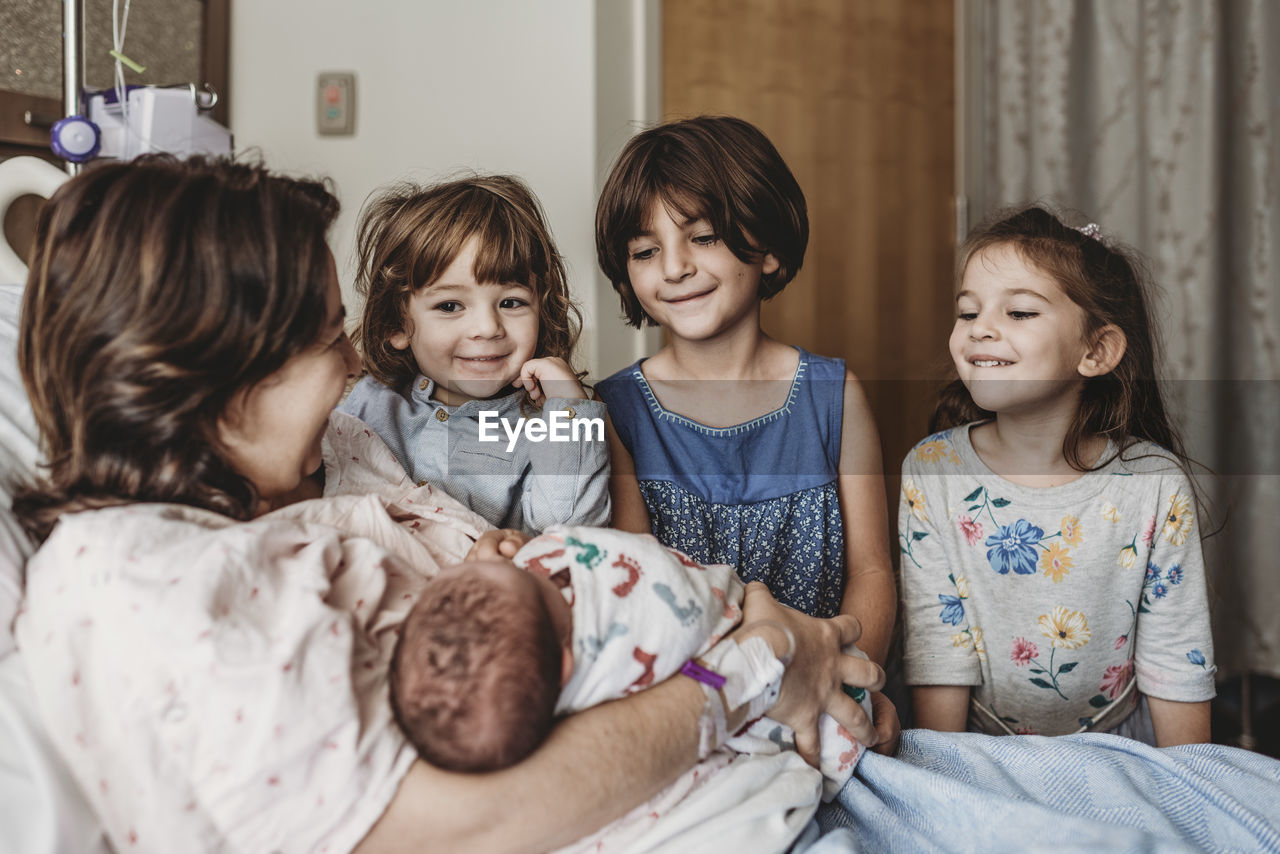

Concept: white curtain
[[965, 0, 1280, 678]]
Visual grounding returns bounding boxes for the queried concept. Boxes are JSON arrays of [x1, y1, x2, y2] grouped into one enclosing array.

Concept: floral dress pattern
[[899, 423, 1216, 737]]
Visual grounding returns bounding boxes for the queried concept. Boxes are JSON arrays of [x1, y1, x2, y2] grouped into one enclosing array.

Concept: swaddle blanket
[[521, 526, 871, 803]]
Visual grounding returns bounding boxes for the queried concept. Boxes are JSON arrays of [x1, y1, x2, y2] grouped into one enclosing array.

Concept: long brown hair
[[595, 115, 808, 328], [932, 204, 1186, 471], [353, 174, 583, 391], [14, 154, 339, 542]]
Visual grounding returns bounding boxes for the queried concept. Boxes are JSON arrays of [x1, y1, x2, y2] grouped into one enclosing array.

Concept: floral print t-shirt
[[899, 423, 1215, 737]]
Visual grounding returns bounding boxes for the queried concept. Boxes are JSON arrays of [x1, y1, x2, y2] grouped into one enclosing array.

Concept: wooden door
[[662, 0, 956, 481]]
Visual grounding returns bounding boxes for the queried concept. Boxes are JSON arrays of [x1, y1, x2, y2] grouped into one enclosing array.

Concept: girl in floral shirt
[[899, 205, 1214, 746]]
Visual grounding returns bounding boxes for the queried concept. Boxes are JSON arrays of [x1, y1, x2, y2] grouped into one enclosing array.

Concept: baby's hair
[[353, 174, 582, 390], [14, 154, 339, 543], [595, 115, 809, 328], [390, 568, 562, 773], [932, 203, 1187, 471]]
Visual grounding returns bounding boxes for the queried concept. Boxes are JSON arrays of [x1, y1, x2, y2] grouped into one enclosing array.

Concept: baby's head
[[390, 558, 573, 773], [595, 115, 809, 327], [353, 175, 582, 401]]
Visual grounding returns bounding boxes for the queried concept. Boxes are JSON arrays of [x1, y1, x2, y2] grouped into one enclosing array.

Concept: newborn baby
[[389, 526, 871, 799]]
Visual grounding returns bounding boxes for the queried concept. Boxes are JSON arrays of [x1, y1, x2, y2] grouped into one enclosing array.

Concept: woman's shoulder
[[24, 503, 238, 605]]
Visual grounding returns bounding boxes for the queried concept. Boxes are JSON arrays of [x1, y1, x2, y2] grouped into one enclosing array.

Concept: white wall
[[230, 0, 656, 377]]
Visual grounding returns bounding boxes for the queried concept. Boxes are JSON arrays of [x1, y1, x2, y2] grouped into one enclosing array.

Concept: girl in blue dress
[[595, 116, 896, 679]]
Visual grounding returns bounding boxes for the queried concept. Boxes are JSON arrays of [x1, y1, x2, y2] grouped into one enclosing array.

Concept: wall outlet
[[317, 72, 356, 136]]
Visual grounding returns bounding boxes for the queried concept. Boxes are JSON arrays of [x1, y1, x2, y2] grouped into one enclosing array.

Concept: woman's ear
[[762, 253, 780, 276], [1078, 324, 1127, 377]]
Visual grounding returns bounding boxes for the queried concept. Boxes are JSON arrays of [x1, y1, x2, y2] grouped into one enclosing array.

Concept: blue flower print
[[1166, 564, 1183, 585], [938, 594, 965, 626], [985, 519, 1045, 575], [1145, 561, 1160, 584], [1152, 582, 1168, 599], [1187, 649, 1207, 668]]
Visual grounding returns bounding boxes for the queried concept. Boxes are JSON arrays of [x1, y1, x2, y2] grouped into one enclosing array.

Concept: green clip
[[108, 50, 146, 73]]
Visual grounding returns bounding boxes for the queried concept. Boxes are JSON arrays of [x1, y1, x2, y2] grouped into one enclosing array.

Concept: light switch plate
[[317, 71, 356, 136]]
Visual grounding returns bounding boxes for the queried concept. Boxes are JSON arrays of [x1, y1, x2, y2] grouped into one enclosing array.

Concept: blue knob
[[50, 116, 102, 163]]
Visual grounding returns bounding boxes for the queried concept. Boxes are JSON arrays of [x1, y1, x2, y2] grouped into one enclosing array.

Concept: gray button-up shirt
[[338, 375, 610, 533]]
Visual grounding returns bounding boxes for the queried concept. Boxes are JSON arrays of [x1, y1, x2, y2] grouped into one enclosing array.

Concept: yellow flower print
[[950, 631, 971, 649], [1162, 492, 1193, 546], [1060, 515, 1082, 547], [954, 575, 971, 598], [1101, 501, 1121, 523], [971, 626, 987, 662], [903, 479, 928, 523], [949, 451, 963, 466], [1040, 542, 1073, 583], [914, 440, 949, 464], [1117, 544, 1137, 569], [1039, 606, 1091, 650]]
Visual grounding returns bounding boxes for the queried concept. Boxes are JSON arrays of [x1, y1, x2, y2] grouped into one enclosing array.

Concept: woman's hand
[[466, 528, 529, 561], [737, 582, 884, 766], [513, 357, 586, 404]]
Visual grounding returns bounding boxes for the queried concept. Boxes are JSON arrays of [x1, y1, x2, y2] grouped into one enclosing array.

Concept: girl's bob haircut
[[595, 115, 808, 328]]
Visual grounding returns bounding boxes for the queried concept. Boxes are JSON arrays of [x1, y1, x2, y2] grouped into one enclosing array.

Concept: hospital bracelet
[[685, 636, 787, 759]]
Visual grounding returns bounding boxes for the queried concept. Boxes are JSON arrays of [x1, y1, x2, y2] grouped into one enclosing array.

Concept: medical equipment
[[54, 0, 232, 172], [83, 84, 232, 162]]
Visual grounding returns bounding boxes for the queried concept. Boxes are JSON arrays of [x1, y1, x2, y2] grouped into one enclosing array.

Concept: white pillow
[[0, 282, 39, 658]]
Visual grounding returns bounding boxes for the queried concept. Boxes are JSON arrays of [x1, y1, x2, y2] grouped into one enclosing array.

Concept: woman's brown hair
[[14, 154, 340, 542], [353, 174, 582, 390], [932, 204, 1187, 471], [595, 115, 808, 328]]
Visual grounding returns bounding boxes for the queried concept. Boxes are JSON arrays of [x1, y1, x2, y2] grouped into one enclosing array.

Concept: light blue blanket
[[813, 730, 1280, 853]]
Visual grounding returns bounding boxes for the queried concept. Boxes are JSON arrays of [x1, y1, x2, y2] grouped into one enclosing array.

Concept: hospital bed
[[3, 154, 1279, 854], [0, 154, 111, 854]]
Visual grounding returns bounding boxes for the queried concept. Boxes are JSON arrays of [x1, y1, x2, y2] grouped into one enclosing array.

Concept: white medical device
[[52, 0, 232, 170], [85, 84, 232, 161]]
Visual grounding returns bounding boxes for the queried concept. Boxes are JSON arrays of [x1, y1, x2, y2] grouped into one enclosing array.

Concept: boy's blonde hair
[[354, 175, 582, 389]]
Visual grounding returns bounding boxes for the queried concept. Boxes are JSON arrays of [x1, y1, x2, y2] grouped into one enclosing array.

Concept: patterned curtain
[[967, 0, 1280, 679]]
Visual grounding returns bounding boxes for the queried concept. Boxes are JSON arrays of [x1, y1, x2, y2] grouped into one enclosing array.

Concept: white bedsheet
[[0, 653, 110, 854]]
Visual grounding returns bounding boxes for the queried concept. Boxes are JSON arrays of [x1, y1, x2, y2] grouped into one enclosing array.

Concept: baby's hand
[[513, 357, 586, 404]]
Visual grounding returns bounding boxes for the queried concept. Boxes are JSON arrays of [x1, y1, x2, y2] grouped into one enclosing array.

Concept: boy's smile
[[392, 236, 540, 406]]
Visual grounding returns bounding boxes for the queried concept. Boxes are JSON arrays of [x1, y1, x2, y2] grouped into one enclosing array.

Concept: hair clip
[[1076, 223, 1102, 241]]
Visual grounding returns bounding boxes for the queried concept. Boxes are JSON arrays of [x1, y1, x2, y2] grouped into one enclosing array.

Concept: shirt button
[[564, 406, 576, 419], [416, 479, 427, 487], [435, 409, 449, 422], [419, 379, 429, 391]]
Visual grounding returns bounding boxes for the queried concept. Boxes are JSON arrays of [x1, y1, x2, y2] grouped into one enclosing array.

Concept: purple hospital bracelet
[[680, 659, 727, 690]]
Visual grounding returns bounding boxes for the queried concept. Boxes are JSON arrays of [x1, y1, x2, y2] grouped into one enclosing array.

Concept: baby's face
[[436, 558, 573, 650]]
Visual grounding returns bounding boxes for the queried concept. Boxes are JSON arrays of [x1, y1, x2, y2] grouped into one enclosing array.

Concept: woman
[[12, 155, 888, 853]]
